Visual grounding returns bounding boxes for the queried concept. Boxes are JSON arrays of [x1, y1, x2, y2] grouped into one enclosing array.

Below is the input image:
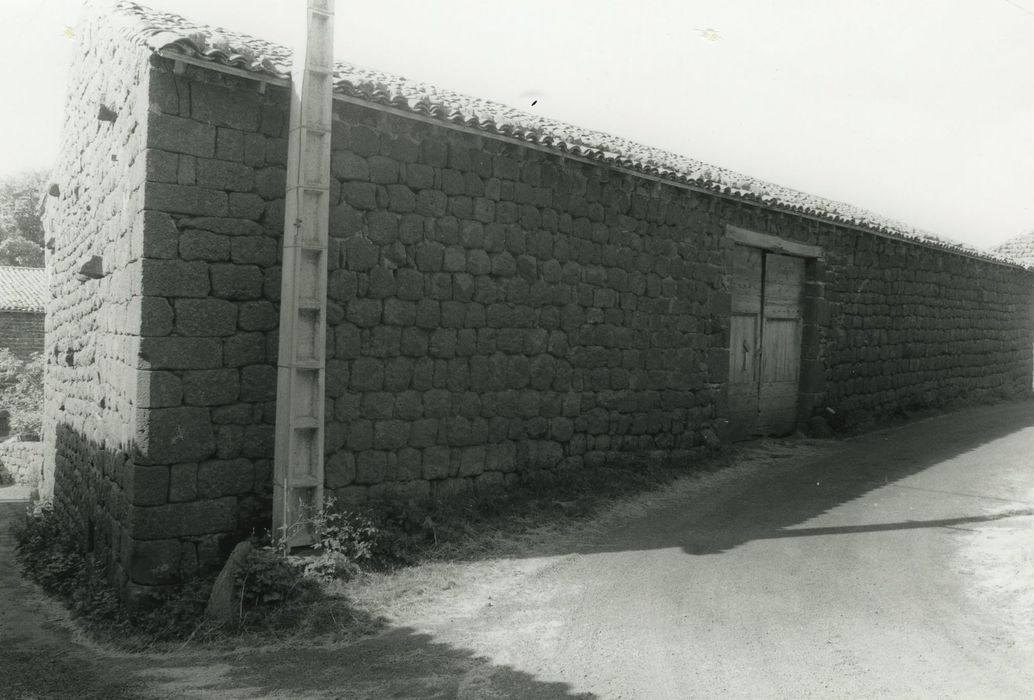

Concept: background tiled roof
[[108, 1, 1020, 266], [0, 266, 46, 313], [991, 231, 1034, 268]]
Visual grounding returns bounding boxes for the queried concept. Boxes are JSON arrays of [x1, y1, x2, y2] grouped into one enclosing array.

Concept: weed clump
[[11, 494, 392, 646], [13, 498, 123, 629]]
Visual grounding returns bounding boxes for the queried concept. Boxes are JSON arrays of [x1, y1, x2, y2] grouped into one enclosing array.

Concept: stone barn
[[0, 265, 46, 361], [40, 2, 1034, 601], [0, 265, 46, 439]]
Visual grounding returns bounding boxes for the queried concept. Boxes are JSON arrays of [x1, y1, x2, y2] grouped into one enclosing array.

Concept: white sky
[[1, 0, 1032, 249]]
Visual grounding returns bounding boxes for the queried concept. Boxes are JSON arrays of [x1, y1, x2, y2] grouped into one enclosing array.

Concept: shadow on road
[[140, 625, 595, 699], [755, 508, 1034, 540], [0, 493, 593, 700], [569, 399, 1034, 558]]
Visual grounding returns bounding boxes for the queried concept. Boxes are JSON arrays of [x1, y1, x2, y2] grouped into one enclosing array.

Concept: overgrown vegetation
[[0, 169, 46, 267], [13, 499, 122, 627], [0, 349, 44, 438], [11, 456, 727, 649]]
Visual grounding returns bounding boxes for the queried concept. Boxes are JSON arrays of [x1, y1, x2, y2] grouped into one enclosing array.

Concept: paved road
[[415, 399, 1034, 698], [2, 400, 1033, 698]]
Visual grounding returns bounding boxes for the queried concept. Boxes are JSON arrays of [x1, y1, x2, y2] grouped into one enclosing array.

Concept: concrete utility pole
[[274, 0, 335, 546]]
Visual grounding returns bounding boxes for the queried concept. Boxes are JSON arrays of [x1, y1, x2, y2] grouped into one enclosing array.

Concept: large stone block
[[367, 210, 398, 245], [146, 149, 178, 183], [420, 445, 451, 480], [196, 158, 254, 192], [140, 259, 210, 297], [216, 127, 244, 161], [368, 155, 399, 184], [180, 229, 230, 261], [148, 70, 183, 116], [190, 81, 261, 132], [129, 497, 237, 539], [325, 358, 350, 397], [147, 112, 215, 157], [182, 369, 240, 406], [355, 451, 387, 484], [331, 151, 368, 180], [344, 237, 378, 271], [223, 332, 266, 366], [174, 298, 238, 336], [131, 465, 170, 506], [239, 364, 278, 402], [228, 192, 266, 220], [139, 337, 223, 370], [136, 296, 174, 336], [145, 182, 228, 217], [210, 264, 264, 300], [242, 425, 275, 459], [341, 181, 378, 210], [231, 236, 278, 266], [135, 406, 216, 465], [141, 210, 180, 259], [347, 299, 382, 327], [350, 357, 384, 391], [237, 300, 279, 331], [215, 424, 244, 459], [254, 167, 286, 200], [178, 217, 265, 236], [197, 458, 254, 498], [373, 420, 409, 450], [325, 451, 356, 489], [346, 125, 381, 157], [137, 370, 183, 408]]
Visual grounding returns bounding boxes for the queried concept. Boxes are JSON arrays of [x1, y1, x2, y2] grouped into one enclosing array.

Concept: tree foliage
[[0, 349, 43, 437], [0, 169, 46, 267]]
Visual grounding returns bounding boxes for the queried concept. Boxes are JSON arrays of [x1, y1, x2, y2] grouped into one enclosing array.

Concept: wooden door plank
[[758, 253, 804, 435], [728, 245, 763, 441]]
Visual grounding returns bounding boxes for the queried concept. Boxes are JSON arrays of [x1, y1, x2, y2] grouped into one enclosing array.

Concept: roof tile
[[104, 1, 1020, 265], [0, 266, 46, 313], [991, 231, 1034, 268]]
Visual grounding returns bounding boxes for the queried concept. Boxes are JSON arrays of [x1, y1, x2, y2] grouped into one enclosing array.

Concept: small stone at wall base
[[204, 540, 253, 624]]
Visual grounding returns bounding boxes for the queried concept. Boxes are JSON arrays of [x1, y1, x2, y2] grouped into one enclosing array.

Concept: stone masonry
[[0, 440, 44, 487], [43, 17, 1034, 602], [0, 311, 45, 361], [42, 16, 152, 594]]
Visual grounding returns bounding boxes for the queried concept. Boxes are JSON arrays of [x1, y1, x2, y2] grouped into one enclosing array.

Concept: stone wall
[[0, 440, 43, 487], [41, 14, 154, 597], [823, 236, 1031, 419], [0, 311, 44, 360], [320, 100, 728, 506], [122, 60, 291, 589], [45, 45, 1033, 598], [716, 205, 1034, 423]]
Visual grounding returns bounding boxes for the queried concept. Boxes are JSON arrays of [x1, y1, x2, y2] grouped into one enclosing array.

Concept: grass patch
[[373, 458, 731, 564], [11, 455, 729, 650]]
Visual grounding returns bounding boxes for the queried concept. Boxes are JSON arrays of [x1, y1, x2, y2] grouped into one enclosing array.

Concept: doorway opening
[[725, 227, 823, 442]]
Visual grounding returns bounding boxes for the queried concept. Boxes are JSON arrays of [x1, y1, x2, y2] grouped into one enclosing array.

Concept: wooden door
[[727, 246, 805, 440], [728, 246, 763, 441], [757, 253, 805, 434]]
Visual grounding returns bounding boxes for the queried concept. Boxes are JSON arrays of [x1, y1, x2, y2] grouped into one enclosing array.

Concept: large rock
[[204, 541, 253, 624]]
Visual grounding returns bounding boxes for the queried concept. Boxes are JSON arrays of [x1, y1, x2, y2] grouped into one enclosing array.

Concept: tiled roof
[[0, 266, 46, 313], [107, 1, 1019, 265], [991, 231, 1034, 268]]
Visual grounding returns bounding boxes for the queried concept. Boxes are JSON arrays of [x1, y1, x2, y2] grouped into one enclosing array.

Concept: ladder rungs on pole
[[287, 475, 321, 489]]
